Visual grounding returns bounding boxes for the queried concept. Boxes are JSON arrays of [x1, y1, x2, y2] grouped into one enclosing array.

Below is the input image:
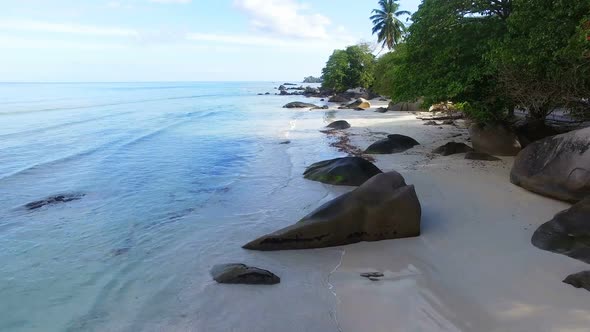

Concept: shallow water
[[0, 82, 345, 331]]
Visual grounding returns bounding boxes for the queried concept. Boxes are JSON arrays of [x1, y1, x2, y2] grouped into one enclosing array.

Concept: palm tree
[[370, 0, 410, 51]]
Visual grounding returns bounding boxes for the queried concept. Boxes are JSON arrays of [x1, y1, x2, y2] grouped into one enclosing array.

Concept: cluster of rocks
[[276, 85, 324, 97], [508, 126, 590, 292], [212, 118, 425, 285]]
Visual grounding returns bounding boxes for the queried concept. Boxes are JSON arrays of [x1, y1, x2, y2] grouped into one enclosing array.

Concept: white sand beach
[[318, 101, 589, 332]]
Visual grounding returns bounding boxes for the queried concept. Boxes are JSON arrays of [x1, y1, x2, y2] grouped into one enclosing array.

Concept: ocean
[[0, 82, 346, 331]]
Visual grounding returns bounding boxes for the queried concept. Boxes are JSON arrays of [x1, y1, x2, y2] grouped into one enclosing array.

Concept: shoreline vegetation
[[215, 0, 589, 330]]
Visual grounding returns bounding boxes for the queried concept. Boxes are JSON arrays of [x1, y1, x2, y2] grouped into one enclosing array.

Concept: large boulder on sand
[[326, 120, 351, 130], [210, 263, 280, 285], [283, 102, 319, 109], [469, 123, 522, 156], [328, 95, 350, 103], [303, 157, 382, 186], [365, 134, 420, 154], [432, 142, 473, 156], [346, 98, 371, 110], [388, 101, 422, 112], [531, 196, 590, 264], [563, 271, 590, 292], [243, 172, 421, 250], [511, 127, 590, 203]]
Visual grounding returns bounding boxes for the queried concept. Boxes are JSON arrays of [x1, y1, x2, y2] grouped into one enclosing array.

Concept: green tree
[[370, 0, 411, 51], [376, 0, 512, 123], [492, 0, 590, 120], [321, 44, 376, 92]]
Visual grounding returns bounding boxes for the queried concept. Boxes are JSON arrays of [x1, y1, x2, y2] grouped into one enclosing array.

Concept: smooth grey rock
[[283, 102, 319, 109], [210, 264, 280, 285], [303, 157, 382, 186], [365, 134, 420, 154], [531, 196, 590, 264], [388, 101, 422, 112], [328, 95, 350, 103], [346, 98, 371, 110], [563, 271, 590, 292], [432, 142, 473, 156], [469, 123, 522, 156], [511, 127, 590, 203], [326, 120, 351, 130], [243, 172, 421, 251]]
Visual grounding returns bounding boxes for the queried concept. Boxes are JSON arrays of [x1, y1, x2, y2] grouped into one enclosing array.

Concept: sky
[[0, 0, 421, 82]]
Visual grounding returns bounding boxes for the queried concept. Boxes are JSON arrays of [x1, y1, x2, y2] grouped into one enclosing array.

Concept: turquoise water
[[0, 82, 344, 331]]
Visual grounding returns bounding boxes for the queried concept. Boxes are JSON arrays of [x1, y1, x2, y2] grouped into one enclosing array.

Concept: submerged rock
[[531, 197, 590, 264], [511, 127, 590, 203], [423, 121, 438, 126], [365, 134, 420, 154], [432, 142, 473, 156], [326, 120, 351, 130], [303, 157, 382, 186], [243, 171, 421, 251], [469, 123, 522, 156], [563, 271, 590, 292], [283, 102, 319, 109], [25, 193, 85, 210], [464, 151, 501, 161], [210, 263, 280, 285], [375, 107, 388, 113]]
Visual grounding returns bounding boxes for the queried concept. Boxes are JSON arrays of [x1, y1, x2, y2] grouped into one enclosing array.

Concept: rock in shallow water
[[283, 102, 319, 109], [432, 142, 473, 156], [243, 171, 421, 251], [531, 197, 590, 264], [25, 193, 85, 210], [563, 271, 590, 292], [326, 120, 351, 130], [365, 134, 420, 154], [511, 127, 590, 203], [303, 157, 382, 186], [210, 264, 280, 285]]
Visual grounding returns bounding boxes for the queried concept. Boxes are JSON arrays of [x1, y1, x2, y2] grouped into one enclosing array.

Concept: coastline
[[313, 100, 589, 331]]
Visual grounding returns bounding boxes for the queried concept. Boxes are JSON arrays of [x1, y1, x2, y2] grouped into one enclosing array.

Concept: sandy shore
[[321, 101, 589, 332]]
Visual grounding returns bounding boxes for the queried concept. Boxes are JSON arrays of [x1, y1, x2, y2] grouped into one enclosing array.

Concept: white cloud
[[233, 0, 333, 39], [186, 31, 354, 50], [0, 19, 138, 37]]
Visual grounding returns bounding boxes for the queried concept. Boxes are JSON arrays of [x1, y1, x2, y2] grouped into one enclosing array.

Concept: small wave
[[0, 110, 136, 139], [0, 94, 227, 116], [0, 137, 131, 183]]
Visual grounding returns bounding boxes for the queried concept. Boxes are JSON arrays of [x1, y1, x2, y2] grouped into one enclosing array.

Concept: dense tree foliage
[[372, 0, 590, 123], [321, 44, 376, 92], [492, 0, 590, 120], [370, 0, 410, 50]]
